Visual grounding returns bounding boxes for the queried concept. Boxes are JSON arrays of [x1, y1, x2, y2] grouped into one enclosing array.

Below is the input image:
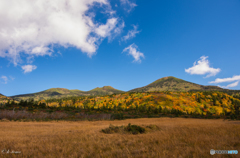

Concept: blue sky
[[0, 0, 240, 96]]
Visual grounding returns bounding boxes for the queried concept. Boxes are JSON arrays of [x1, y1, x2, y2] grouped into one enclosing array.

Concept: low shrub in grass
[[102, 123, 146, 135], [102, 124, 125, 134], [125, 123, 146, 134]]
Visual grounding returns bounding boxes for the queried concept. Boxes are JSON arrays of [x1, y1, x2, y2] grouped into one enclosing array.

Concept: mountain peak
[[129, 76, 223, 92], [90, 86, 118, 91], [164, 76, 177, 79]]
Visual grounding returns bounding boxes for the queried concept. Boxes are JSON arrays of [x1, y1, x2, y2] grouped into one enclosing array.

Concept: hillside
[[88, 86, 124, 96], [11, 87, 124, 101], [0, 93, 13, 104], [129, 76, 224, 92]]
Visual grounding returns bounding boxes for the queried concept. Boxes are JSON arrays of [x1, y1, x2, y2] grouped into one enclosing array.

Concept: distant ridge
[[7, 76, 240, 101], [129, 76, 223, 92], [11, 86, 124, 101]]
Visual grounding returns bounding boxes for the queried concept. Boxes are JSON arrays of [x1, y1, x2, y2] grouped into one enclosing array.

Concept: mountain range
[[10, 86, 124, 101], [2, 76, 239, 101]]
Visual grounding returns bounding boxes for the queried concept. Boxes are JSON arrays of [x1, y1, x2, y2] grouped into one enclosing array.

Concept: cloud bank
[[210, 75, 240, 89], [218, 81, 239, 89], [0, 0, 123, 67], [185, 56, 221, 78], [123, 43, 144, 62], [210, 75, 240, 84]]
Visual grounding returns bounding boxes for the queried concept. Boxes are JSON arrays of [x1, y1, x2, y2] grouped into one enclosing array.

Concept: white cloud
[[21, 65, 37, 73], [122, 25, 140, 41], [0, 75, 15, 84], [120, 0, 137, 12], [110, 21, 125, 41], [0, 0, 122, 66], [31, 46, 52, 56], [1, 76, 8, 84], [123, 43, 144, 62], [210, 75, 240, 84], [95, 18, 118, 37], [218, 81, 239, 89], [95, 19, 125, 42], [185, 56, 221, 78], [210, 75, 240, 89]]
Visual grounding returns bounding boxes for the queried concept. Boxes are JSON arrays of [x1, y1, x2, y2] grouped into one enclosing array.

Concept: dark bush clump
[[124, 123, 146, 135], [102, 123, 146, 135]]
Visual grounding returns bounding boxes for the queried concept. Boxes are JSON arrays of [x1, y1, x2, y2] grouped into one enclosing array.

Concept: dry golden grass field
[[0, 118, 239, 158]]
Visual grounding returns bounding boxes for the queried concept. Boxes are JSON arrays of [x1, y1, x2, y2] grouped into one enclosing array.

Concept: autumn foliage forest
[[1, 91, 240, 120]]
